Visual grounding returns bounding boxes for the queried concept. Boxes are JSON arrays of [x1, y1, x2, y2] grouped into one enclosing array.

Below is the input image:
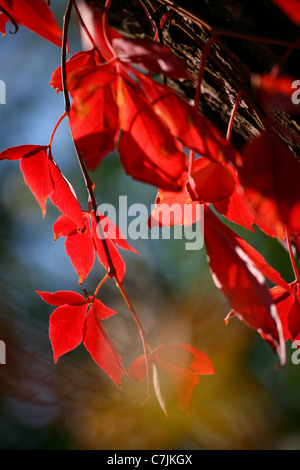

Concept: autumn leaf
[[0, 145, 84, 228], [129, 344, 215, 415], [270, 281, 300, 342], [191, 157, 236, 203], [138, 71, 239, 164], [271, 0, 300, 26], [53, 210, 137, 284], [251, 73, 300, 114], [240, 130, 300, 239], [0, 10, 9, 36], [37, 290, 124, 386], [0, 0, 62, 46], [112, 37, 190, 79], [149, 184, 201, 228], [117, 74, 187, 191], [204, 207, 286, 364]]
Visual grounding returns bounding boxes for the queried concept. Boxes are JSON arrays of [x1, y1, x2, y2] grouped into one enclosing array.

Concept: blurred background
[[0, 1, 300, 450]]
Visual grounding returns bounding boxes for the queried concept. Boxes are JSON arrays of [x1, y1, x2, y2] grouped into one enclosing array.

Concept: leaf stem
[[61, 0, 116, 279], [114, 276, 152, 398], [226, 90, 243, 142], [93, 273, 110, 299], [286, 228, 300, 282], [48, 111, 68, 148], [194, 35, 217, 109], [0, 6, 19, 34]]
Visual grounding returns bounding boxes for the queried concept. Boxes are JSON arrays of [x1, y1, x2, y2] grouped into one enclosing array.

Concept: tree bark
[[84, 0, 300, 155]]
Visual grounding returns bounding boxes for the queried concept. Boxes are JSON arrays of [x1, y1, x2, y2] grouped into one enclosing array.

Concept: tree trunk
[[84, 0, 300, 155]]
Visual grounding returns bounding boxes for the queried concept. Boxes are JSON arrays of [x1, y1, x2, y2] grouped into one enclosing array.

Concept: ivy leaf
[[138, 72, 239, 164], [129, 344, 215, 415], [112, 37, 190, 79], [270, 281, 300, 342], [37, 290, 124, 386], [53, 211, 136, 284], [204, 207, 286, 364], [117, 74, 187, 191], [241, 130, 300, 239], [0, 145, 84, 228], [149, 184, 201, 228], [271, 0, 300, 26]]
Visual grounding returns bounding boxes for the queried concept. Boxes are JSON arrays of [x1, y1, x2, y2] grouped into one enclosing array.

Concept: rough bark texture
[[85, 0, 300, 155]]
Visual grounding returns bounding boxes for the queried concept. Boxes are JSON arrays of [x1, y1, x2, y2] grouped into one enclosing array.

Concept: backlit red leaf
[[129, 343, 214, 415], [149, 185, 201, 228], [191, 157, 236, 203], [117, 75, 186, 191], [113, 37, 190, 79], [241, 130, 300, 239], [270, 281, 300, 341], [37, 290, 124, 386], [83, 305, 123, 386], [204, 207, 286, 364], [271, 0, 300, 25], [251, 73, 300, 114], [138, 72, 239, 164]]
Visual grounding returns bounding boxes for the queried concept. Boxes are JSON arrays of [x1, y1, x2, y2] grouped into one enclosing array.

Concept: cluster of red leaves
[[0, 0, 300, 415]]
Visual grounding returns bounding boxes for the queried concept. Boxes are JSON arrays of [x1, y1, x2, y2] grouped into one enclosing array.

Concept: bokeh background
[[0, 2, 300, 450]]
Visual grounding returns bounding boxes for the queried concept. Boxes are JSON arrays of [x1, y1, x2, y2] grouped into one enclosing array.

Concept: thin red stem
[[226, 90, 242, 142], [93, 273, 110, 299], [194, 35, 217, 109], [153, 11, 172, 42], [48, 111, 68, 148], [286, 228, 300, 282], [114, 277, 152, 398]]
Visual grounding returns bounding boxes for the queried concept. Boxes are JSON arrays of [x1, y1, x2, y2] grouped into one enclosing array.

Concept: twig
[[286, 228, 300, 282]]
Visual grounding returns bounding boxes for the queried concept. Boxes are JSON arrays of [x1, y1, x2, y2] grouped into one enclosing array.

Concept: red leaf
[[0, 12, 9, 36], [113, 37, 190, 79], [191, 157, 236, 203], [271, 0, 300, 25], [38, 290, 124, 386], [149, 185, 201, 228], [75, 5, 122, 59], [69, 81, 118, 171], [53, 211, 133, 284], [50, 49, 99, 93], [0, 0, 62, 46], [50, 303, 88, 363], [48, 160, 85, 229], [91, 213, 127, 283], [138, 72, 239, 164], [117, 75, 186, 191], [270, 282, 300, 341], [129, 343, 215, 415], [241, 130, 300, 239], [37, 290, 86, 307], [0, 145, 53, 216], [204, 207, 286, 364], [0, 145, 85, 227], [251, 73, 300, 114], [83, 305, 123, 386], [63, 216, 95, 285], [213, 182, 256, 232]]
